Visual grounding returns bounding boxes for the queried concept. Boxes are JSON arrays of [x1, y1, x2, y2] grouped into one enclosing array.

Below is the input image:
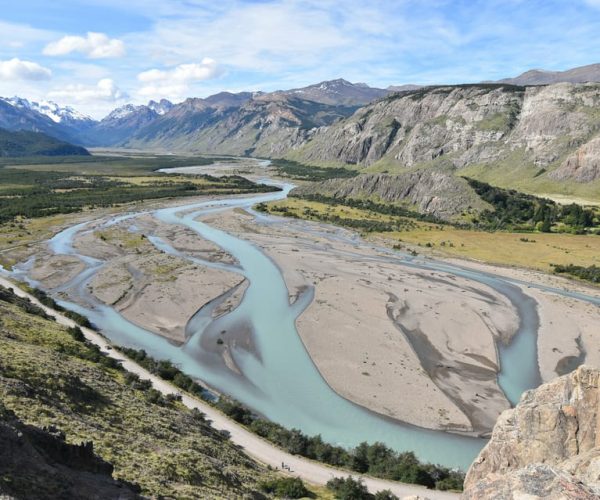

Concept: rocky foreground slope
[[0, 285, 273, 498], [0, 402, 140, 499], [462, 365, 600, 499]]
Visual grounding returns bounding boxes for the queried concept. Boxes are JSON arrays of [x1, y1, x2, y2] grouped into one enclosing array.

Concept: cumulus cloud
[[137, 58, 221, 98], [48, 78, 126, 103], [0, 58, 51, 80], [44, 32, 125, 59]]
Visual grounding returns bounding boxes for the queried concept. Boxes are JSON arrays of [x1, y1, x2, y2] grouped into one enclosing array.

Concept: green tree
[[260, 477, 311, 498], [326, 477, 371, 500]]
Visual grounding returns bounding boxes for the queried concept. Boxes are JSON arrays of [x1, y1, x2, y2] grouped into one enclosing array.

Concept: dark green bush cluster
[[272, 158, 358, 181], [215, 398, 463, 490], [326, 476, 401, 499], [117, 347, 212, 401], [290, 192, 446, 225], [0, 168, 279, 224], [326, 477, 371, 499], [553, 264, 600, 283], [259, 477, 312, 498], [325, 476, 402, 499], [0, 285, 51, 319], [466, 178, 598, 232], [27, 288, 91, 327], [56, 334, 121, 371], [120, 364, 182, 407], [267, 204, 405, 233], [66, 326, 86, 342]]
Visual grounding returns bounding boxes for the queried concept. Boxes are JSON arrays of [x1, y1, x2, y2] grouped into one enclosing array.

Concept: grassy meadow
[[260, 197, 600, 273]]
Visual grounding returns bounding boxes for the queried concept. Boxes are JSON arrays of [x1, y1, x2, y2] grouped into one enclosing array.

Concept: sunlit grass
[[263, 198, 600, 272]]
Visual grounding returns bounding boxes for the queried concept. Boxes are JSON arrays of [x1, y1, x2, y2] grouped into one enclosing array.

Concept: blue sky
[[1, 0, 600, 118]]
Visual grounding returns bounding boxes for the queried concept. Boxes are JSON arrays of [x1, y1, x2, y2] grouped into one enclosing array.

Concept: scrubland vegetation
[[0, 284, 283, 498]]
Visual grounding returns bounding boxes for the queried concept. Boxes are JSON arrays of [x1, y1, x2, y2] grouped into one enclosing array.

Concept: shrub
[[374, 490, 399, 500], [326, 476, 370, 499], [66, 326, 86, 342], [260, 477, 311, 498]]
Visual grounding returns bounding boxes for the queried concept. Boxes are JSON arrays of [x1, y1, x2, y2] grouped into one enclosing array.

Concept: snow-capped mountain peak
[[1, 96, 92, 124], [148, 99, 174, 115], [105, 104, 140, 121]]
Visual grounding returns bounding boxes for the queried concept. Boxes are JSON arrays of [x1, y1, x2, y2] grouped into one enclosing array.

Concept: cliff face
[[462, 365, 600, 499], [103, 82, 600, 189], [550, 136, 600, 182], [291, 171, 490, 221], [292, 83, 600, 183]]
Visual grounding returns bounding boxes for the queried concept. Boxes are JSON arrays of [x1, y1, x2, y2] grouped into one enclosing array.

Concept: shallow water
[[15, 162, 600, 470]]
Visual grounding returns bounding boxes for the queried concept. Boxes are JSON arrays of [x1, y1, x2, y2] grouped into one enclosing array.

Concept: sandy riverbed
[[438, 258, 600, 385], [29, 216, 246, 344], [203, 210, 534, 434], [23, 188, 600, 437]]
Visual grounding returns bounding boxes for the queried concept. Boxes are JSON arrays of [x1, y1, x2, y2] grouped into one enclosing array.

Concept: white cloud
[[0, 20, 55, 48], [138, 58, 220, 82], [48, 78, 126, 103], [0, 58, 51, 80], [137, 58, 221, 99], [43, 32, 125, 59]]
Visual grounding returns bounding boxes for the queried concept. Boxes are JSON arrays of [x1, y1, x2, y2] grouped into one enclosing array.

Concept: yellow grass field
[[264, 198, 600, 272], [382, 228, 600, 271]]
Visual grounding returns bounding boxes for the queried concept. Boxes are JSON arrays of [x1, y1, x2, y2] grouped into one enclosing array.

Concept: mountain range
[[497, 63, 600, 86], [1, 63, 600, 194]]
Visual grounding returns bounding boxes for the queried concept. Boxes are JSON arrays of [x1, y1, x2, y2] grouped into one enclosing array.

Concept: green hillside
[[0, 284, 275, 498], [0, 128, 90, 157]]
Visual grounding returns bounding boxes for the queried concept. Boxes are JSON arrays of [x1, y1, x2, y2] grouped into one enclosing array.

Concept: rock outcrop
[[0, 402, 140, 499], [294, 83, 600, 175], [291, 171, 490, 220], [462, 365, 600, 499], [550, 135, 600, 182]]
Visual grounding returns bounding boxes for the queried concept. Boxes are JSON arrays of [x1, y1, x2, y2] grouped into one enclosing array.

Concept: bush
[[66, 326, 85, 342], [374, 490, 398, 500], [63, 310, 92, 328], [260, 477, 311, 498], [326, 476, 371, 499], [115, 349, 464, 491], [553, 263, 600, 283]]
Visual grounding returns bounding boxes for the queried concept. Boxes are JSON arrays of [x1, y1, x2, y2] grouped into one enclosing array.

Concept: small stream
[[8, 160, 600, 470]]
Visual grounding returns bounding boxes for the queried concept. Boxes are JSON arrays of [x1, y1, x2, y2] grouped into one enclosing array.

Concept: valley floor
[[3, 157, 599, 459], [204, 207, 600, 435]]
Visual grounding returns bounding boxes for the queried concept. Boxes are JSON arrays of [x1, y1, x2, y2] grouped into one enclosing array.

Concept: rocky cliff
[[0, 402, 140, 499], [292, 83, 600, 182], [291, 171, 490, 220], [550, 136, 600, 182], [462, 365, 600, 499]]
